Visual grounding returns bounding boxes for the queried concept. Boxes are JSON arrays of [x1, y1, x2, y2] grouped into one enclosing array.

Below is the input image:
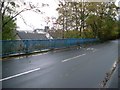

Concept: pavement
[[1, 40, 119, 88], [105, 65, 118, 88]]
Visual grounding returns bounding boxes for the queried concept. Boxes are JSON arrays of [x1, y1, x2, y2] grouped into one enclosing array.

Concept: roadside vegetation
[[1, 0, 48, 40], [1, 0, 120, 41], [52, 1, 120, 41]]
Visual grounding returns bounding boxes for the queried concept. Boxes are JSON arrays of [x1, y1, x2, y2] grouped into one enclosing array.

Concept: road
[[1, 40, 119, 88]]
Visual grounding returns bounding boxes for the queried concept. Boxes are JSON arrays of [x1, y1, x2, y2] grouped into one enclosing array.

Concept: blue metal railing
[[1, 38, 99, 57]]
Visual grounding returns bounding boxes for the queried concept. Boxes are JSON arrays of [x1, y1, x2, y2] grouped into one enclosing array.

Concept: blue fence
[[1, 38, 98, 57]]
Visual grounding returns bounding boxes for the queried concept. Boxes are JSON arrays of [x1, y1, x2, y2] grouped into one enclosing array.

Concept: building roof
[[17, 31, 48, 40]]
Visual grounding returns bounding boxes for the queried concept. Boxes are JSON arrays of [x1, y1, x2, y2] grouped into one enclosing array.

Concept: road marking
[[87, 48, 91, 50], [87, 48, 94, 50], [93, 50, 97, 52], [62, 54, 86, 62], [0, 68, 40, 82]]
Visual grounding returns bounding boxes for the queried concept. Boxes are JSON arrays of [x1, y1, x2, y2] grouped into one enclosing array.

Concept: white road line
[[87, 48, 91, 50], [93, 50, 96, 52], [0, 68, 40, 82], [62, 54, 86, 62]]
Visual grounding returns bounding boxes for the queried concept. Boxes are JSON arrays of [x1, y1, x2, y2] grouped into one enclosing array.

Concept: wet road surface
[[1, 40, 118, 88]]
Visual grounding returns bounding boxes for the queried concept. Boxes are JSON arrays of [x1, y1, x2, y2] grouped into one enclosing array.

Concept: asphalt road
[[1, 40, 119, 88]]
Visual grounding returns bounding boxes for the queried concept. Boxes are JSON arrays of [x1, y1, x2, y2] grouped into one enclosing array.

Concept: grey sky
[[17, 0, 119, 31], [17, 0, 59, 31]]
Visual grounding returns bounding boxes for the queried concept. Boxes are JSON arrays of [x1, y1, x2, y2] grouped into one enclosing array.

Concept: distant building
[[16, 30, 53, 40], [33, 29, 44, 33], [16, 26, 53, 40], [44, 26, 49, 32]]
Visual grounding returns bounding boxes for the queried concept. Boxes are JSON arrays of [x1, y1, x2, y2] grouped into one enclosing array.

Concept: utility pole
[[115, 0, 120, 38], [63, 7, 65, 39]]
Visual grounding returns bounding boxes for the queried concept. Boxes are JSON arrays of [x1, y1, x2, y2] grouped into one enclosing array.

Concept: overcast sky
[[17, 0, 120, 31], [17, 0, 59, 31]]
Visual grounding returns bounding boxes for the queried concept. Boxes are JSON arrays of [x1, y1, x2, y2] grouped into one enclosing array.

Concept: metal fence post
[[24, 40, 29, 54]]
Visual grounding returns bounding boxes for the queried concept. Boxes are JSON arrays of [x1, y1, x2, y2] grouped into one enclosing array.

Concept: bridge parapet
[[1, 38, 99, 57]]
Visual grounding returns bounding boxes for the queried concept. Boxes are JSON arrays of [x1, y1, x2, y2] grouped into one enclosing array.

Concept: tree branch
[[2, 8, 33, 30], [2, 2, 10, 22], [0, 1, 4, 12]]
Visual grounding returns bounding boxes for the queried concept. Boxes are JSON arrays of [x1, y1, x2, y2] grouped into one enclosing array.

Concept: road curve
[[2, 40, 118, 88]]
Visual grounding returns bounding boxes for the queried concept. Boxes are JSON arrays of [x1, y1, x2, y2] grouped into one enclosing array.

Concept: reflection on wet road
[[2, 40, 118, 88]]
